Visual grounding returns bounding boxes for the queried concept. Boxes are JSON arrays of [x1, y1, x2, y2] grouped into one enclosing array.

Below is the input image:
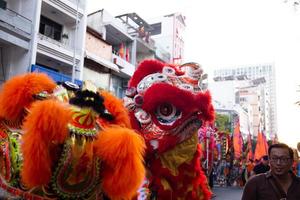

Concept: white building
[[0, 0, 87, 84], [237, 85, 263, 137], [86, 10, 180, 97], [213, 64, 277, 138], [147, 13, 186, 64], [210, 78, 253, 137]]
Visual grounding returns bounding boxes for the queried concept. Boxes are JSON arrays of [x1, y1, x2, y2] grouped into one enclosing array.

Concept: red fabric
[[149, 145, 211, 200], [233, 121, 243, 159], [246, 134, 254, 161], [119, 43, 125, 58], [128, 60, 165, 88], [142, 83, 214, 126], [254, 131, 268, 160]]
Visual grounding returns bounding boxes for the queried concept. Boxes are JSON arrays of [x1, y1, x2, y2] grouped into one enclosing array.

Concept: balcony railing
[[38, 33, 73, 51], [46, 0, 84, 20], [112, 53, 135, 77], [67, 0, 86, 9], [0, 7, 32, 35], [37, 33, 81, 65], [101, 10, 131, 36]]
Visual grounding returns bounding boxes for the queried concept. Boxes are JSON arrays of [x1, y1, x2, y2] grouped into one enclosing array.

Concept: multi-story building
[[0, 0, 87, 85], [213, 64, 277, 138], [214, 100, 251, 139], [84, 26, 119, 91], [147, 13, 186, 64], [0, 3, 183, 98], [87, 10, 174, 97], [0, 0, 35, 83], [87, 10, 139, 97], [210, 77, 253, 137], [237, 84, 263, 137]]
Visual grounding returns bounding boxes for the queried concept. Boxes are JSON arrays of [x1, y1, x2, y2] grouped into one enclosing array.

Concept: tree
[[215, 113, 231, 133]]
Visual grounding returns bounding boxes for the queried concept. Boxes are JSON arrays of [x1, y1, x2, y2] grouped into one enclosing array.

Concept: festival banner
[[233, 119, 243, 159]]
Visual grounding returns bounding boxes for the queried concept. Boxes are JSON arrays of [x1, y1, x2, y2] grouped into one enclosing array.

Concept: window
[[39, 15, 63, 41], [150, 23, 162, 36]]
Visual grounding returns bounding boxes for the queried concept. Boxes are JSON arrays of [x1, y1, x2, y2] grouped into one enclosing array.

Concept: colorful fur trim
[[98, 90, 131, 128], [93, 127, 145, 199], [195, 90, 215, 122], [141, 83, 214, 129], [0, 73, 56, 122], [128, 60, 165, 88], [127, 59, 214, 199], [150, 144, 211, 200], [21, 99, 72, 187]]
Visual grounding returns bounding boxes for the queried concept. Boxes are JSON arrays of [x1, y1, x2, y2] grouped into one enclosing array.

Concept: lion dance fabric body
[[124, 60, 215, 200], [0, 73, 145, 200]]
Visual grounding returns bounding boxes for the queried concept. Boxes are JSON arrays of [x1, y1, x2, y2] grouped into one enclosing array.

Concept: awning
[[85, 51, 120, 72]]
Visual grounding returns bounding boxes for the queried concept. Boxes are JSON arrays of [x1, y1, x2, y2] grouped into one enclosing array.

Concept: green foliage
[[215, 113, 231, 133], [9, 134, 21, 187]]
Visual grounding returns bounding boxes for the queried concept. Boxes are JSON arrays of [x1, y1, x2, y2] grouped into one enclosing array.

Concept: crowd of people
[[242, 143, 300, 200], [204, 142, 300, 199], [206, 146, 299, 188]]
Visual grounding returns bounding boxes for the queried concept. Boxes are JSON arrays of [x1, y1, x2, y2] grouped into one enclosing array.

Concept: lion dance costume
[[124, 60, 215, 200], [0, 73, 145, 199]]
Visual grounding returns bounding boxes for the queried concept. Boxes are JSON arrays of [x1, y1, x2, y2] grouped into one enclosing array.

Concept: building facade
[[210, 79, 253, 137], [0, 3, 185, 98], [213, 64, 277, 138], [148, 13, 186, 64], [0, 0, 35, 83], [86, 10, 178, 97], [0, 0, 87, 84]]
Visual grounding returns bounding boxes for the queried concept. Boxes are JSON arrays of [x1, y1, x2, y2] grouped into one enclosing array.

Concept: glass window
[[150, 23, 162, 36], [39, 15, 63, 41]]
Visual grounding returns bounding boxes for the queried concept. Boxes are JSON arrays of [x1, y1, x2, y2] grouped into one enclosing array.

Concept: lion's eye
[[155, 103, 181, 125]]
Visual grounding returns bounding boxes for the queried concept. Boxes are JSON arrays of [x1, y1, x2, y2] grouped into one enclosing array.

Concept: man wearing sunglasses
[[242, 143, 300, 200]]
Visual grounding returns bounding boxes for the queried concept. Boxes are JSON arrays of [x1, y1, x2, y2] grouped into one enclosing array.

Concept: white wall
[[209, 80, 236, 109], [148, 16, 174, 60], [4, 46, 31, 77], [8, 0, 37, 20], [83, 67, 110, 90]]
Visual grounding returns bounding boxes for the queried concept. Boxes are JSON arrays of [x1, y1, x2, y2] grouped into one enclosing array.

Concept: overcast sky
[[87, 0, 300, 148]]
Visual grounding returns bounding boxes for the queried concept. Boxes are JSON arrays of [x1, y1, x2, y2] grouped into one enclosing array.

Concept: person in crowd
[[242, 143, 300, 200], [252, 155, 270, 175], [246, 159, 255, 179], [224, 153, 232, 186], [291, 148, 299, 176]]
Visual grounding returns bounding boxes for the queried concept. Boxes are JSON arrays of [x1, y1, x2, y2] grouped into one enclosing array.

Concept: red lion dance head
[[125, 59, 215, 200]]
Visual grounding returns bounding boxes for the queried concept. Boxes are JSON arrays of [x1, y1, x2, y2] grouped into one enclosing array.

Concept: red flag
[[233, 120, 243, 159], [262, 131, 269, 154], [119, 43, 124, 58], [254, 131, 268, 160], [125, 47, 130, 62], [246, 134, 253, 161]]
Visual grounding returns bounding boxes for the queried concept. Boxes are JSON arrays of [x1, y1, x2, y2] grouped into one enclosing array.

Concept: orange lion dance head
[[0, 73, 56, 122]]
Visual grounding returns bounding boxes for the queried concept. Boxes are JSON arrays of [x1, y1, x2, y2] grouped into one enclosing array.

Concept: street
[[0, 186, 244, 200], [212, 186, 243, 200]]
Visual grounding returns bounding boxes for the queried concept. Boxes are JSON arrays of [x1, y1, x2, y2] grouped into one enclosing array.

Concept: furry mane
[[0, 73, 56, 121], [98, 90, 131, 128], [128, 60, 165, 88]]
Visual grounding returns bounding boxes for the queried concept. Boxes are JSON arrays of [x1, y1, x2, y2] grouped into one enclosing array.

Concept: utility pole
[[72, 0, 79, 83]]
